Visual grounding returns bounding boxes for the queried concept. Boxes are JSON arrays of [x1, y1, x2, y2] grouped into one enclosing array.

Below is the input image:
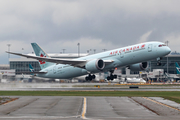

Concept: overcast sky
[[0, 0, 180, 64]]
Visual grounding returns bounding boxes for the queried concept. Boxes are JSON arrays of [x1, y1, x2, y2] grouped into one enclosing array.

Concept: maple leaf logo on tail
[[39, 53, 46, 64], [31, 43, 52, 69]]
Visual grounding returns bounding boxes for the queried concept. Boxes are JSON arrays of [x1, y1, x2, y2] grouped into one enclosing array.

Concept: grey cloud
[[0, 0, 180, 64]]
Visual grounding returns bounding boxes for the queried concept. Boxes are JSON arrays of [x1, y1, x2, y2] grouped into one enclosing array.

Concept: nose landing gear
[[157, 57, 162, 66], [157, 61, 161, 66]]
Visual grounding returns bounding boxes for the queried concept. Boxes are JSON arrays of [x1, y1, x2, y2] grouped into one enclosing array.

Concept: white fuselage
[[37, 41, 171, 79]]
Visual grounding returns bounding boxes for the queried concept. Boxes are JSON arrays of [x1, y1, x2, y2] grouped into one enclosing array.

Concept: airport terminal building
[[150, 55, 179, 74]]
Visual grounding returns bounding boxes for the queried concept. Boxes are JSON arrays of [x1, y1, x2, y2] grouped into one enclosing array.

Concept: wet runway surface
[[0, 96, 180, 120], [1, 87, 180, 91], [1, 83, 180, 91]]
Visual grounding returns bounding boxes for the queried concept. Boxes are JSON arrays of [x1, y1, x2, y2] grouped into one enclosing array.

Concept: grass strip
[[0, 91, 180, 97], [162, 96, 180, 104], [1, 91, 180, 103]]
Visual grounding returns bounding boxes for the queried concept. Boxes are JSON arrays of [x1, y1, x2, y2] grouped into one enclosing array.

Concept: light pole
[[165, 41, 169, 74], [77, 43, 80, 57], [7, 44, 11, 58], [93, 49, 96, 54], [62, 49, 66, 53], [102, 49, 107, 52], [87, 50, 89, 54], [89, 49, 92, 54]]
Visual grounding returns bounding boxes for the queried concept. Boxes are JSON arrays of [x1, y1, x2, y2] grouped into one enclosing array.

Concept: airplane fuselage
[[37, 41, 171, 79]]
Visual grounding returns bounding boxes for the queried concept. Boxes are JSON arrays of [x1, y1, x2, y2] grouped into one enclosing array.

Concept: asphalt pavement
[[0, 96, 180, 120]]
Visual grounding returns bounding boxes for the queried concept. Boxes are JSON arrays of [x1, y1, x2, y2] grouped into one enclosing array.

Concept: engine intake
[[129, 62, 148, 71], [85, 59, 105, 72]]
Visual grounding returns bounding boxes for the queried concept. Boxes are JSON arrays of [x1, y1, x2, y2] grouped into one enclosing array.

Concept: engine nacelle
[[85, 59, 105, 72], [129, 62, 148, 71]]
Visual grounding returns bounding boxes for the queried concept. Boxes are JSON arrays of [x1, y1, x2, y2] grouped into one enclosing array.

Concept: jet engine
[[129, 62, 148, 71], [85, 59, 105, 72]]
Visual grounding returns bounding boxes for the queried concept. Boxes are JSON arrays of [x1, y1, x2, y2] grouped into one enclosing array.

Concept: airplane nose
[[166, 46, 171, 54]]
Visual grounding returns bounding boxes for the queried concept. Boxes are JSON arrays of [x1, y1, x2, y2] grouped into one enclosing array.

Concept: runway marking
[[143, 97, 180, 111], [81, 97, 87, 119], [3, 98, 18, 105], [0, 116, 81, 119], [5, 98, 39, 115]]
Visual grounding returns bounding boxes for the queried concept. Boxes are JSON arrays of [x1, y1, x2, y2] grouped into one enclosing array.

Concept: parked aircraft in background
[[29, 64, 34, 72], [122, 77, 146, 83], [111, 77, 146, 83], [164, 72, 174, 82], [28, 64, 52, 82], [7, 41, 171, 81], [175, 62, 180, 78]]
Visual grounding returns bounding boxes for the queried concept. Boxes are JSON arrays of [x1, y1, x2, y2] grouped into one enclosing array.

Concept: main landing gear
[[157, 57, 162, 66], [107, 70, 117, 80], [85, 74, 96, 81]]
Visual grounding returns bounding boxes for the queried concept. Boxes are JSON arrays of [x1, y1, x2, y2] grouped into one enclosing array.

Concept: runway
[[0, 83, 180, 120], [1, 87, 180, 91], [0, 96, 180, 120], [0, 83, 180, 91]]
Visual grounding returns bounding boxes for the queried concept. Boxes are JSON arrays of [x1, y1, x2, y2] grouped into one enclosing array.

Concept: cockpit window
[[159, 44, 166, 47]]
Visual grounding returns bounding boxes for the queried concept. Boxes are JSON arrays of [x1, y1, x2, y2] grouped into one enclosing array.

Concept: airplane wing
[[6, 51, 114, 68]]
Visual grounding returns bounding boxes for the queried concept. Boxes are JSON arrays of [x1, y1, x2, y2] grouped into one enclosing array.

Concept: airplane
[[164, 72, 174, 82], [6, 41, 171, 81], [175, 62, 180, 78], [29, 64, 34, 73], [106, 76, 146, 83]]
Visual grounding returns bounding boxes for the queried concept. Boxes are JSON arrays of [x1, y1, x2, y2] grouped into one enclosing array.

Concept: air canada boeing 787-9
[[7, 41, 171, 81]]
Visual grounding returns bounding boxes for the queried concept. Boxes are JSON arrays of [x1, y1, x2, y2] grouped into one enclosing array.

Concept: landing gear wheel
[[107, 74, 117, 81], [110, 75, 114, 80], [88, 75, 92, 81], [113, 75, 117, 79], [85, 74, 95, 81], [85, 76, 89, 81], [92, 74, 96, 79], [157, 57, 162, 66], [107, 69, 118, 81]]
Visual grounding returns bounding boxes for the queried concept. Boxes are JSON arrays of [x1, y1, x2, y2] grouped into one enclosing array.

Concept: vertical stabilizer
[[31, 43, 53, 69], [29, 64, 34, 72], [175, 62, 180, 74]]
